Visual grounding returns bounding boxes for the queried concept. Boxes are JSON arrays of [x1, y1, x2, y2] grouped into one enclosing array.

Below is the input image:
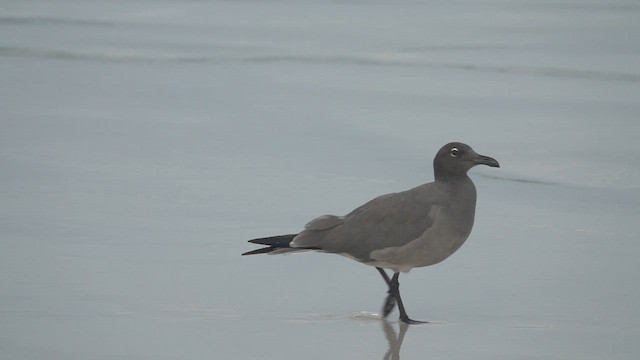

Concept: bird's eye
[[450, 147, 459, 157]]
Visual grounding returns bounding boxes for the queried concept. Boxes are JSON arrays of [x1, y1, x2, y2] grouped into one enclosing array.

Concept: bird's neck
[[434, 175, 477, 205], [434, 172, 471, 184]]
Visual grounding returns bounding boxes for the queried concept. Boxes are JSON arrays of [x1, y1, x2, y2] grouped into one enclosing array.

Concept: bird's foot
[[399, 316, 429, 325]]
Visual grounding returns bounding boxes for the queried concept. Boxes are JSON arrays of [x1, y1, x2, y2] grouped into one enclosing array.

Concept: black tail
[[242, 234, 298, 256]]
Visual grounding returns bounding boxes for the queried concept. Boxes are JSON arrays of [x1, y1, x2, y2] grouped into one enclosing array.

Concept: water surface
[[1, 0, 639, 359]]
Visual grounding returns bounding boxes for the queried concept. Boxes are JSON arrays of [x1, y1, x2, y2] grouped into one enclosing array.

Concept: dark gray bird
[[243, 142, 499, 324]]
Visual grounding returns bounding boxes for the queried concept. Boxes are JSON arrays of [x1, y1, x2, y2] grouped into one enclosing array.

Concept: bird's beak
[[473, 154, 500, 168]]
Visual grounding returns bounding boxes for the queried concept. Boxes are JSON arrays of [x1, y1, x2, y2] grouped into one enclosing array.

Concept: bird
[[242, 142, 499, 324]]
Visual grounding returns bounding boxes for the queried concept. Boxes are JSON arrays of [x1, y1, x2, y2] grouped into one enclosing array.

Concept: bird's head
[[433, 142, 500, 181]]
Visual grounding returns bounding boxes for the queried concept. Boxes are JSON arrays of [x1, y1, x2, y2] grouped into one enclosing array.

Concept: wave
[[2, 46, 639, 83], [244, 55, 640, 82], [0, 46, 219, 63], [0, 16, 118, 27], [478, 173, 561, 186]]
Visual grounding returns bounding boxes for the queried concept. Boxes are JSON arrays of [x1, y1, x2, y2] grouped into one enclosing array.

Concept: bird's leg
[[389, 272, 428, 325], [377, 268, 397, 318]]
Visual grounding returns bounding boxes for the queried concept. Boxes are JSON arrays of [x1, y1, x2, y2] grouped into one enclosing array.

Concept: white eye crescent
[[450, 147, 459, 157]]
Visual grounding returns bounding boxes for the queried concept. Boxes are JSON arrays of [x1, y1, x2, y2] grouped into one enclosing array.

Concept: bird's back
[[290, 176, 478, 272]]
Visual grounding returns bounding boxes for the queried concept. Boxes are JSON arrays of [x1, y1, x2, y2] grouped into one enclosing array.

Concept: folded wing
[[291, 183, 442, 262]]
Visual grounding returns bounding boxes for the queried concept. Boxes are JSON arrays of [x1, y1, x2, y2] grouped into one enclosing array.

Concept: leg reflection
[[382, 320, 409, 360]]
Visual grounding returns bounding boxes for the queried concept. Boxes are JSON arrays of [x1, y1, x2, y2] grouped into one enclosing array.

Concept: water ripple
[[0, 16, 118, 27], [2, 46, 639, 83]]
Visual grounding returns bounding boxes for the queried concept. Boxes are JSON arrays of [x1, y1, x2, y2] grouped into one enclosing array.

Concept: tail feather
[[248, 234, 297, 247], [242, 234, 319, 256], [241, 247, 281, 256], [242, 234, 297, 256]]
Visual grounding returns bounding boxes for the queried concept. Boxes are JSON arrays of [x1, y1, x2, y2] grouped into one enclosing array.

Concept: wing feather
[[291, 182, 444, 261]]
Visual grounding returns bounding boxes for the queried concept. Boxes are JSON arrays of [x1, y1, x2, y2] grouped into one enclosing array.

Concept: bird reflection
[[382, 320, 409, 360]]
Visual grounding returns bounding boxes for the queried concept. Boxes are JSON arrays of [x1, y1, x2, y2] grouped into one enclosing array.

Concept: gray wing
[[290, 182, 443, 262]]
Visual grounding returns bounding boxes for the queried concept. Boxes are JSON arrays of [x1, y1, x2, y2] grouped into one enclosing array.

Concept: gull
[[243, 142, 499, 324]]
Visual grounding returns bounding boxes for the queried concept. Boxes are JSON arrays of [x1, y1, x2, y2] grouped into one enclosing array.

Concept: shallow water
[[2, 0, 640, 359]]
